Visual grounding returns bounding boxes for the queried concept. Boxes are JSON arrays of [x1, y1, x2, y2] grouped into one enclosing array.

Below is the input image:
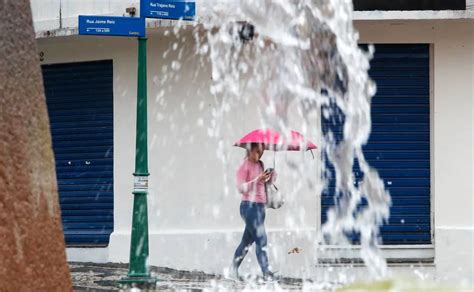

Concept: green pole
[[119, 37, 157, 288]]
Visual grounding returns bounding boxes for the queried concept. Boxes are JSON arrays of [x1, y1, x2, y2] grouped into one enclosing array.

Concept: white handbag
[[265, 182, 284, 209], [258, 160, 284, 209]]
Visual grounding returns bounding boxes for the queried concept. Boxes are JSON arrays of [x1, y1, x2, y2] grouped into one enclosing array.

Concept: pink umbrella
[[233, 128, 317, 151]]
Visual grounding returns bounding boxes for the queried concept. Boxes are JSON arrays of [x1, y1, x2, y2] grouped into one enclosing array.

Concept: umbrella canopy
[[234, 128, 317, 151]]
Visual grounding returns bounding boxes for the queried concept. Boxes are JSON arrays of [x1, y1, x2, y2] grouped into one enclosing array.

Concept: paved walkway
[[69, 262, 322, 291]]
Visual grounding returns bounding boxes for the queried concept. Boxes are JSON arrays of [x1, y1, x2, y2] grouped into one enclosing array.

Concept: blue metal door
[[42, 60, 114, 246], [321, 44, 431, 244]]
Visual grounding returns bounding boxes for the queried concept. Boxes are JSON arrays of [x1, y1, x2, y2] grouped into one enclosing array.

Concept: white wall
[[30, 0, 474, 38], [30, 0, 60, 32], [38, 28, 321, 277], [38, 19, 474, 283], [31, 0, 135, 36], [30, 0, 242, 37]]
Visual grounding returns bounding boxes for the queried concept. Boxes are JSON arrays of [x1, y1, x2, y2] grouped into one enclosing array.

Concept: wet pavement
[[69, 262, 319, 291]]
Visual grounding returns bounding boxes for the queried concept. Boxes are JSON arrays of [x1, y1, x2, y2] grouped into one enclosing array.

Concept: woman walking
[[230, 143, 276, 281]]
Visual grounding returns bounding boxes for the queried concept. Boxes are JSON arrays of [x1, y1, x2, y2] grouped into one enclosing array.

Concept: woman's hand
[[257, 171, 272, 183]]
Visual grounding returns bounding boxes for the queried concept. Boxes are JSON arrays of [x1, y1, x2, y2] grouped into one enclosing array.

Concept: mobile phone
[[265, 168, 274, 174]]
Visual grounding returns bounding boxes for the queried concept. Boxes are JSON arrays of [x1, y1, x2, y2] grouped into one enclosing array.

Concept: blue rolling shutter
[[42, 60, 114, 246], [321, 44, 431, 245]]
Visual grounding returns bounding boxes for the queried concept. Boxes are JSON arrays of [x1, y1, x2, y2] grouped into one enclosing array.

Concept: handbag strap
[[257, 160, 269, 197], [271, 183, 278, 191]]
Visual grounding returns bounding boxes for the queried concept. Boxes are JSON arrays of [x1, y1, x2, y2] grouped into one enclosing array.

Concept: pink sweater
[[236, 159, 275, 203]]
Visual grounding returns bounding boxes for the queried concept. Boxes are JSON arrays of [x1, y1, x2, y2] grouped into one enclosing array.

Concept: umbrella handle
[[310, 149, 315, 159]]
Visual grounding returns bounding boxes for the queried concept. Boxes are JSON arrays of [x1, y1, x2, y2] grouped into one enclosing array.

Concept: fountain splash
[[194, 0, 392, 278]]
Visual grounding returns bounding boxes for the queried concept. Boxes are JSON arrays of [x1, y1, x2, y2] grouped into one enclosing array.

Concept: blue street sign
[[141, 0, 196, 20], [78, 15, 146, 37]]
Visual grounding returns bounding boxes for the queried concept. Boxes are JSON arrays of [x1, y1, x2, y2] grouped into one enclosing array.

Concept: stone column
[[0, 0, 72, 290]]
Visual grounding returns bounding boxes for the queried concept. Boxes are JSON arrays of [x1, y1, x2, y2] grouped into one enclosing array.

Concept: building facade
[[32, 0, 473, 284]]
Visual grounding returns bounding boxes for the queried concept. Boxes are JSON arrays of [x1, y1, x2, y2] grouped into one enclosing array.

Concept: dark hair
[[246, 143, 264, 157], [250, 143, 261, 150]]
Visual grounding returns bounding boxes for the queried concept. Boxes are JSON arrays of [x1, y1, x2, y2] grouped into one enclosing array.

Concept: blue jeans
[[232, 201, 269, 275]]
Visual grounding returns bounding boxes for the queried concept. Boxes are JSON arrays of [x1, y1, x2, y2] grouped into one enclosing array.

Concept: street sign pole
[[79, 2, 196, 287], [119, 37, 157, 288], [78, 15, 154, 288]]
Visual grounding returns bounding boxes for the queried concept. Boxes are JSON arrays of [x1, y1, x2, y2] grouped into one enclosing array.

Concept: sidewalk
[[69, 262, 312, 291]]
